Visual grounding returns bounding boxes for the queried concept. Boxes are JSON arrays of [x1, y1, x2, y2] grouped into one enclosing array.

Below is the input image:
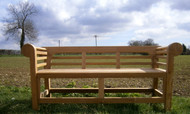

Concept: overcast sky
[[0, 0, 190, 49]]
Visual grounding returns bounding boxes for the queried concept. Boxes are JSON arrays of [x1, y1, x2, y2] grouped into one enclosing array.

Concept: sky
[[0, 0, 190, 49]]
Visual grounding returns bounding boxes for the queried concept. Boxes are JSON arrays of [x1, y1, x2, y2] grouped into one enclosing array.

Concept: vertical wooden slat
[[98, 78, 104, 98], [152, 56, 159, 68], [82, 52, 86, 69], [152, 55, 159, 92], [116, 52, 120, 69]]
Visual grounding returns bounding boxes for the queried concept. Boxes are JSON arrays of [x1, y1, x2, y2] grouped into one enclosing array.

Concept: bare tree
[[3, 1, 38, 50], [128, 38, 158, 46], [128, 40, 144, 46], [143, 39, 158, 46]]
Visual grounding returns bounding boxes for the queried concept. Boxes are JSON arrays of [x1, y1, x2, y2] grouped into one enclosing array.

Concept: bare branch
[[24, 20, 38, 41], [3, 1, 38, 50]]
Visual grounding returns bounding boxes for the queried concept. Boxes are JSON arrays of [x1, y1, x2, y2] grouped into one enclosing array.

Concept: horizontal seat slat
[[37, 68, 166, 78]]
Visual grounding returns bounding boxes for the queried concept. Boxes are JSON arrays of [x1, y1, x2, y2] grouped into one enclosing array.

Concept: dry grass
[[0, 55, 189, 96]]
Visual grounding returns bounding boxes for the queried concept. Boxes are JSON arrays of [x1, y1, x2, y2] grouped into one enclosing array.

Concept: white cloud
[[120, 0, 159, 12], [168, 0, 190, 10], [1, 0, 190, 49]]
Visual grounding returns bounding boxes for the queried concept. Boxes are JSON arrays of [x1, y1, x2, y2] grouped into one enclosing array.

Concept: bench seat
[[37, 68, 166, 78]]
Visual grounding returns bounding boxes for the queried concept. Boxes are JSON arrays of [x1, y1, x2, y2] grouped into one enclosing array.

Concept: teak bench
[[22, 43, 182, 111]]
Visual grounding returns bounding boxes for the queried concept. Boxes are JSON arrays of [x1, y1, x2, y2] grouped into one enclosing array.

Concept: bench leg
[[152, 78, 158, 96], [32, 101, 39, 110], [32, 90, 39, 110], [164, 76, 173, 111], [98, 78, 104, 99], [31, 77, 39, 110], [45, 78, 51, 97], [164, 54, 175, 111]]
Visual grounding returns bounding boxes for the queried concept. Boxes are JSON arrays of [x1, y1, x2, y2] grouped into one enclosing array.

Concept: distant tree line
[[0, 50, 20, 55], [128, 38, 190, 55], [181, 44, 190, 55], [128, 38, 158, 46]]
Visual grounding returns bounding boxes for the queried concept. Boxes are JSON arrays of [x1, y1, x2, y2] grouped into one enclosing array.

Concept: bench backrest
[[45, 46, 156, 69], [22, 43, 183, 72]]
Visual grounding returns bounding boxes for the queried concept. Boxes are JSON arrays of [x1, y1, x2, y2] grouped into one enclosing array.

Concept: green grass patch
[[0, 56, 29, 69], [0, 85, 190, 113]]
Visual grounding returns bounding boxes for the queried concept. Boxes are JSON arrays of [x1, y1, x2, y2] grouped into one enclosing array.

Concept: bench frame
[[22, 43, 182, 111]]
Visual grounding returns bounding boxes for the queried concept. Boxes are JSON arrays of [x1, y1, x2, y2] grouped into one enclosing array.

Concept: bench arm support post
[[165, 43, 183, 110], [22, 44, 39, 110]]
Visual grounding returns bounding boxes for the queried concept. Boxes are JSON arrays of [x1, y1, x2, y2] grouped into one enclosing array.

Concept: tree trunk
[[20, 28, 25, 50]]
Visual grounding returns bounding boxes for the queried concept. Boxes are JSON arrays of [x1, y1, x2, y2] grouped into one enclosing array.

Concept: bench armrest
[[156, 43, 182, 73], [167, 43, 183, 56], [22, 43, 36, 57], [156, 43, 182, 56], [22, 44, 48, 73]]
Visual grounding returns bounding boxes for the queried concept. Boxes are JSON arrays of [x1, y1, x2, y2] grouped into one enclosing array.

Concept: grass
[[0, 55, 190, 113], [0, 55, 29, 69], [0, 85, 190, 113]]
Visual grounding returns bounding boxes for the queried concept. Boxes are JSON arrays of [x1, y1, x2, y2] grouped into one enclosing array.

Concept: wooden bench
[[22, 43, 182, 111]]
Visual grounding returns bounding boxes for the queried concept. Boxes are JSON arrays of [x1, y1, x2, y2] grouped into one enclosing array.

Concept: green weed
[[0, 85, 190, 113]]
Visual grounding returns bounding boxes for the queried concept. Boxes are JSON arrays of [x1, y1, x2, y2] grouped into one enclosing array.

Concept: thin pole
[[58, 40, 60, 47], [94, 35, 97, 46]]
